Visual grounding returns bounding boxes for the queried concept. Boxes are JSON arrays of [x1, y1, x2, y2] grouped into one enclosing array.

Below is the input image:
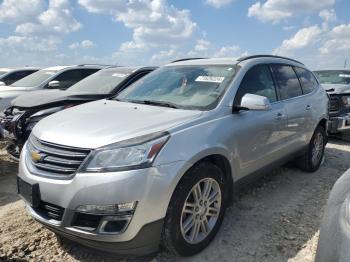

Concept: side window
[[2, 71, 33, 85], [82, 69, 99, 78], [235, 65, 277, 105], [271, 65, 303, 100], [53, 69, 84, 90], [294, 67, 318, 94]]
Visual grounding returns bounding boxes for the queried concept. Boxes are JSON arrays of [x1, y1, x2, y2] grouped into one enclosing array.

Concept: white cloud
[[69, 40, 95, 49], [248, 0, 335, 23], [0, 35, 60, 52], [194, 39, 211, 52], [274, 22, 350, 69], [79, 0, 197, 52], [0, 0, 45, 24], [205, 0, 234, 8], [15, 0, 81, 35], [275, 25, 322, 52], [214, 45, 241, 57]]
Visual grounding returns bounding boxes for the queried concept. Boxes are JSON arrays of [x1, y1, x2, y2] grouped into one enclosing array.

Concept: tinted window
[[294, 67, 318, 94], [52, 70, 83, 90], [235, 65, 277, 104], [272, 65, 302, 100], [11, 70, 57, 88], [2, 70, 37, 85]]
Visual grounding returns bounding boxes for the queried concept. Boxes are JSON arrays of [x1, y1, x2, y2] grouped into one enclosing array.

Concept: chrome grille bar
[[26, 136, 91, 178]]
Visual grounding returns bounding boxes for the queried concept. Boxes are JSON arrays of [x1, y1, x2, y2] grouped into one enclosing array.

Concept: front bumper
[[18, 148, 188, 255], [328, 114, 350, 133]]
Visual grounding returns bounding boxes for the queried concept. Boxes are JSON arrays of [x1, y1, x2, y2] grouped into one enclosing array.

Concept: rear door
[[271, 64, 310, 152]]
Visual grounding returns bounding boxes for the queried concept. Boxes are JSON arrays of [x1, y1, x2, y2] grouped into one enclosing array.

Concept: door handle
[[276, 112, 284, 120], [306, 105, 312, 110]]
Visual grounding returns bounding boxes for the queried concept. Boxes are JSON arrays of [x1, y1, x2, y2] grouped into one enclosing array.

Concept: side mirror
[[48, 80, 60, 89], [236, 93, 271, 111], [0, 81, 5, 86]]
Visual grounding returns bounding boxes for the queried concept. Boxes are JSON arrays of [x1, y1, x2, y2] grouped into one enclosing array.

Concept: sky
[[0, 0, 349, 69]]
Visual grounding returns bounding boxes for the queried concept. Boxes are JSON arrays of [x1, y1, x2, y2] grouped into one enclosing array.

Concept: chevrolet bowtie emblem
[[31, 151, 44, 163]]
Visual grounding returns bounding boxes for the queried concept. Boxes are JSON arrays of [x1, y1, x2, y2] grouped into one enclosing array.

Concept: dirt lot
[[0, 139, 349, 262]]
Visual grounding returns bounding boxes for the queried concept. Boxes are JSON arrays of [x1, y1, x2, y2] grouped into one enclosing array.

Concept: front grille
[[27, 136, 91, 178], [34, 201, 65, 221], [329, 96, 341, 112]]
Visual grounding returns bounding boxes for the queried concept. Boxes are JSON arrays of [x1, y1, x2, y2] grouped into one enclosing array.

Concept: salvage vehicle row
[[9, 55, 330, 256]]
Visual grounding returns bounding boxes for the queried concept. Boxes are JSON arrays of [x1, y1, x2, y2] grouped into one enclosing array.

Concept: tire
[[295, 125, 326, 172], [340, 131, 350, 142], [162, 162, 228, 256]]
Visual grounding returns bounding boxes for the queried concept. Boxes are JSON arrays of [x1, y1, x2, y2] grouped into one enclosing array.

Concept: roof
[[166, 58, 238, 66], [0, 68, 12, 72], [167, 55, 305, 67], [7, 67, 40, 72], [43, 64, 109, 72], [102, 66, 158, 72]]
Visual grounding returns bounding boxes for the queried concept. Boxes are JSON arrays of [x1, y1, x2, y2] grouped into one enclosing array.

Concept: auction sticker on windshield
[[195, 76, 225, 83]]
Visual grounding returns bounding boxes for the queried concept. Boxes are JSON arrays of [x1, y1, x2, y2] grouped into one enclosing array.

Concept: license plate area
[[17, 177, 40, 208]]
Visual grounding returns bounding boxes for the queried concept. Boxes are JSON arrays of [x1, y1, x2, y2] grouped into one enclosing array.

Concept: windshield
[[117, 65, 237, 110], [314, 70, 350, 85], [10, 69, 57, 88], [68, 68, 132, 94]]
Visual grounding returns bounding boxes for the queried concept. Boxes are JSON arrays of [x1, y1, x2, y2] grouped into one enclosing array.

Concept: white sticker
[[339, 74, 350, 78], [112, 73, 128, 78], [195, 76, 225, 83]]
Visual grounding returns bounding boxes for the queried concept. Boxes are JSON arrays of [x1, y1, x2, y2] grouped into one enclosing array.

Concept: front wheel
[[295, 126, 326, 172], [162, 162, 228, 256]]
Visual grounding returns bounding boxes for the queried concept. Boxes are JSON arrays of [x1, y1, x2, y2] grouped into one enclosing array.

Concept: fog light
[[76, 202, 137, 215]]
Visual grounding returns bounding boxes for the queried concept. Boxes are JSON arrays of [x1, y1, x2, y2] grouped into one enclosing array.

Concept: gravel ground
[[0, 139, 349, 262]]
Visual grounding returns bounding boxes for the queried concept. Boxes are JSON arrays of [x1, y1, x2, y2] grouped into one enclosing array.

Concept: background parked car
[[0, 66, 156, 159], [315, 168, 350, 262], [0, 67, 40, 86], [17, 55, 328, 257], [0, 68, 11, 76], [314, 70, 350, 141], [0, 64, 106, 112]]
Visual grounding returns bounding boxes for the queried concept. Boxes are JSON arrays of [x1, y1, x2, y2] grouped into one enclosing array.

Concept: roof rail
[[77, 64, 111, 67], [170, 58, 207, 63], [237, 55, 304, 65]]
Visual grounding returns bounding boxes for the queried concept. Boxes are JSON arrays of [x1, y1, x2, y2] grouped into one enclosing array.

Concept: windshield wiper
[[126, 99, 179, 109]]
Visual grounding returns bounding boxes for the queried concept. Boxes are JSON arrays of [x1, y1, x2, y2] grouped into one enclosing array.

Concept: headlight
[[81, 132, 170, 172], [342, 96, 350, 106]]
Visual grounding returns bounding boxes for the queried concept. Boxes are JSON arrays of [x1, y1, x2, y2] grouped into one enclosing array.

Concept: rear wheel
[[295, 126, 326, 172], [162, 162, 228, 256]]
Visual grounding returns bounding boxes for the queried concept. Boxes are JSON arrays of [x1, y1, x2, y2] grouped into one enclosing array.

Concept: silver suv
[[17, 55, 329, 256]]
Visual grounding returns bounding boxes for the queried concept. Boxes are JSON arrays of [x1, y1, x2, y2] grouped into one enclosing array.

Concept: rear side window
[[2, 71, 36, 85], [272, 65, 303, 100], [235, 64, 277, 104], [294, 67, 318, 94], [52, 69, 97, 90]]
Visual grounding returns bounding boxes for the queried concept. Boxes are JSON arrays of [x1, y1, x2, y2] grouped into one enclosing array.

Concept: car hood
[[322, 84, 350, 95], [33, 99, 203, 149], [0, 86, 34, 99], [12, 90, 107, 108]]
